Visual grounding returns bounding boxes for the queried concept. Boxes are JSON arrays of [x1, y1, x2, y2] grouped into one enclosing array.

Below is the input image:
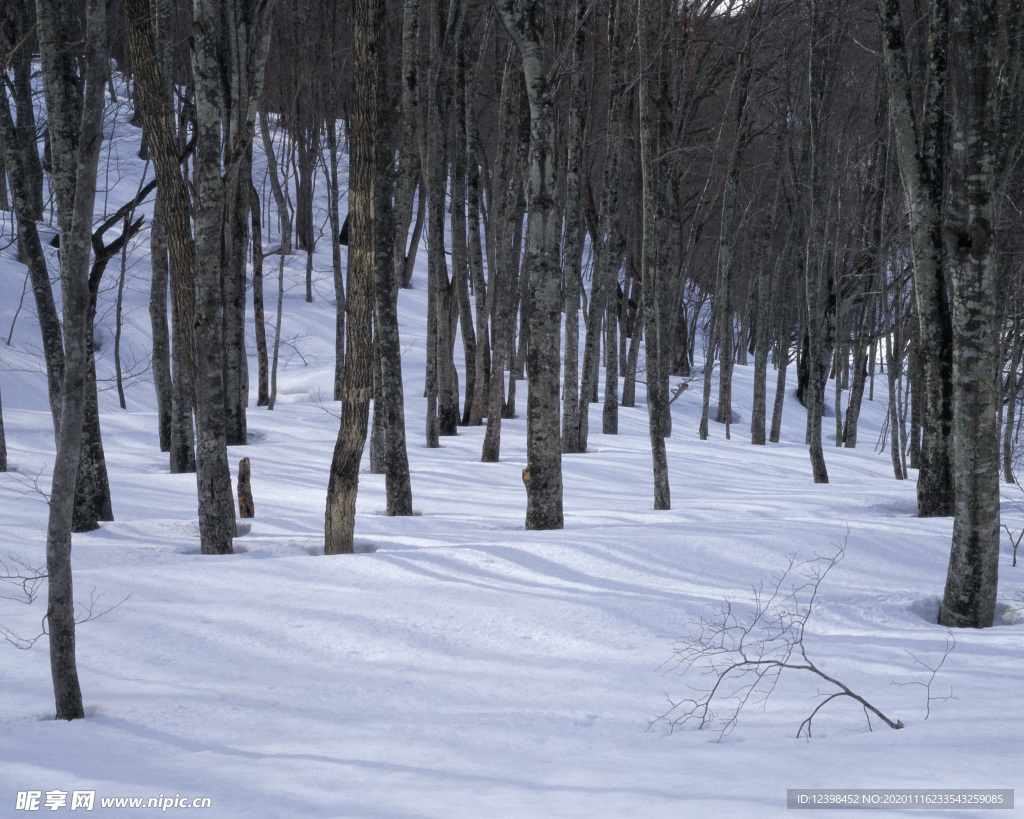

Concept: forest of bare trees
[[2, 0, 1023, 719]]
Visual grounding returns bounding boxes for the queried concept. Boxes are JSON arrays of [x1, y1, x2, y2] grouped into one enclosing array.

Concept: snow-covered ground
[[0, 100, 1021, 817]]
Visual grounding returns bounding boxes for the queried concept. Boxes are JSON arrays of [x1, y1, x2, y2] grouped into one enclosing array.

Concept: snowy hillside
[[0, 102, 1021, 818]]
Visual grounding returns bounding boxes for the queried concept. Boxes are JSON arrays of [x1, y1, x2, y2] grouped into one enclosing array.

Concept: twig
[[653, 538, 903, 740], [895, 630, 957, 720]]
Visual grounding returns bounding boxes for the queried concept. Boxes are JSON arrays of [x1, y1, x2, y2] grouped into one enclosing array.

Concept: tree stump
[[238, 457, 254, 518]]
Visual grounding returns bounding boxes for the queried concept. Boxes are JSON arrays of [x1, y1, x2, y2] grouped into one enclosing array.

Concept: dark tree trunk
[[451, 24, 476, 426], [71, 275, 114, 533], [802, 0, 834, 485], [638, 0, 670, 509], [496, 0, 564, 530], [393, 0, 421, 294], [466, 54, 490, 428], [251, 183, 270, 407], [0, 376, 6, 471], [577, 0, 626, 451], [36, 0, 110, 722], [125, 0, 199, 474], [150, 196, 173, 451], [325, 0, 381, 553], [560, 0, 588, 451], [939, 0, 1016, 628], [879, 0, 955, 517], [222, 154, 251, 447], [374, 73, 414, 518], [0, 90, 65, 435], [481, 46, 525, 464], [326, 73, 346, 401]]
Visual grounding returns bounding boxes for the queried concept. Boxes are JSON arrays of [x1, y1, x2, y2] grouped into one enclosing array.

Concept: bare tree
[[495, 0, 564, 530], [35, 0, 110, 721], [940, 0, 1024, 628], [190, 0, 277, 554], [325, 0, 384, 553], [878, 0, 955, 517]]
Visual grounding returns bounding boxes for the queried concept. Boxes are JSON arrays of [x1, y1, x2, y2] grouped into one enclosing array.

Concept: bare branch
[[653, 539, 903, 740], [895, 630, 957, 720]]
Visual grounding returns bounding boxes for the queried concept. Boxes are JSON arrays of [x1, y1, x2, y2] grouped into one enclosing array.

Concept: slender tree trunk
[[326, 0, 381, 552], [326, 60, 346, 401], [195, 0, 276, 551], [393, 0, 421, 293], [802, 0, 832, 484], [879, 0, 955, 517], [466, 39, 490, 428], [561, 0, 588, 451], [125, 0, 198, 473], [374, 52, 414, 517], [751, 48, 790, 446], [884, 321, 906, 478], [222, 153, 251, 446], [769, 322, 790, 444], [0, 85, 64, 435], [36, 0, 110, 721], [573, 0, 625, 452], [1003, 321, 1024, 483], [150, 196, 173, 449], [481, 46, 524, 463], [0, 378, 6, 472], [715, 18, 758, 428], [844, 151, 888, 448], [496, 0, 564, 530], [638, 0, 669, 509], [251, 183, 270, 407], [71, 276, 114, 533], [260, 109, 293, 257], [451, 24, 476, 426], [424, 0, 463, 441], [169, 279, 196, 474]]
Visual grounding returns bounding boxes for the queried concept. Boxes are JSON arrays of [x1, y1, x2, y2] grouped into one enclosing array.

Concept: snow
[[0, 98, 1021, 818]]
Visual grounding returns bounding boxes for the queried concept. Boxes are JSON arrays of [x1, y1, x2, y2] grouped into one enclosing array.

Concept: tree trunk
[[71, 276, 114, 533], [878, 0, 955, 517], [326, 64, 346, 402], [0, 82, 65, 435], [125, 0, 199, 474], [802, 0, 833, 485], [466, 45, 490, 428], [325, 0, 380, 553], [251, 183, 270, 407], [221, 153, 251, 447], [35, 0, 110, 721], [576, 0, 626, 451], [1003, 321, 1024, 484], [451, 24, 476, 426], [750, 51, 790, 446], [844, 151, 888, 448], [939, 0, 1011, 629], [638, 0, 670, 510], [560, 0, 588, 450], [769, 322, 790, 444], [374, 50, 414, 517], [393, 0, 421, 293], [0, 377, 6, 472], [885, 321, 907, 480], [481, 45, 524, 463], [496, 0, 564, 530], [150, 196, 173, 450], [423, 0, 463, 442]]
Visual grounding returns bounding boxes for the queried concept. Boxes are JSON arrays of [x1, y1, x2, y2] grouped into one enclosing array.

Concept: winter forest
[[1, 0, 1023, 814]]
